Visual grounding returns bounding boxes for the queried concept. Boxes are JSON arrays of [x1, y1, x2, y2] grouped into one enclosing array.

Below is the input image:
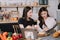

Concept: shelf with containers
[[0, 0, 49, 8], [0, 0, 49, 23], [0, 10, 19, 23]]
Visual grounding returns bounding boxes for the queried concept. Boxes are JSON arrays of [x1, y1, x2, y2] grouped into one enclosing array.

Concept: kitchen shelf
[[18, 5, 49, 7], [0, 6, 17, 8], [0, 20, 18, 24], [0, 5, 49, 8]]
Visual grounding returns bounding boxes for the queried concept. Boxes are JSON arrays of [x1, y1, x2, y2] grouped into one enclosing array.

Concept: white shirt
[[37, 17, 56, 32]]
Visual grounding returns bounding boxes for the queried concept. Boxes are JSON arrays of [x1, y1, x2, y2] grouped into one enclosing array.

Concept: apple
[[12, 35, 19, 40], [12, 33, 19, 40], [18, 34, 23, 38], [12, 35, 17, 40]]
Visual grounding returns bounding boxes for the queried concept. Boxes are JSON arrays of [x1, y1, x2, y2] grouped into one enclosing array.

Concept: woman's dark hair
[[38, 7, 50, 29], [22, 6, 32, 19], [0, 7, 1, 11]]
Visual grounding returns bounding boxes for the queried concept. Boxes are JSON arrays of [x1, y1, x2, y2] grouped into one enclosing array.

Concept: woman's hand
[[43, 27, 49, 31], [26, 25, 32, 29], [34, 25, 40, 30], [19, 24, 24, 28]]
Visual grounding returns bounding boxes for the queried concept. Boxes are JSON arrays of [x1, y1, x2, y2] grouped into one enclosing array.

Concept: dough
[[53, 32, 60, 38], [38, 32, 46, 37], [26, 26, 32, 29]]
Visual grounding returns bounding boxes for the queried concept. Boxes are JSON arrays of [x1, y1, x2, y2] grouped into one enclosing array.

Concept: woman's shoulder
[[47, 17, 56, 22], [18, 18, 24, 21], [18, 18, 25, 24], [48, 17, 55, 20]]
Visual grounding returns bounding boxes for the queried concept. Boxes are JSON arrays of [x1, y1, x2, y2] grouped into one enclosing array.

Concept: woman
[[36, 7, 57, 33], [18, 6, 36, 29]]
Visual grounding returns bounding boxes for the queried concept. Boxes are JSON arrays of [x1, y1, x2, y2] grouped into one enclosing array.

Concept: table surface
[[19, 35, 60, 40], [40, 35, 60, 40]]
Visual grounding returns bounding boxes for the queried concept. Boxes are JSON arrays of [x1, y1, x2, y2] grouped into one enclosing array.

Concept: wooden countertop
[[0, 20, 18, 24]]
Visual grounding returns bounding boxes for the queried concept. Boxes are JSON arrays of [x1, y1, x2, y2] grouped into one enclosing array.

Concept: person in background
[[35, 7, 57, 33], [18, 6, 36, 29]]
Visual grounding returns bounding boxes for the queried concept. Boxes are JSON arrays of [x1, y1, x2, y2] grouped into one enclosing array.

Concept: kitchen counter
[[40, 35, 60, 40], [18, 36, 60, 40]]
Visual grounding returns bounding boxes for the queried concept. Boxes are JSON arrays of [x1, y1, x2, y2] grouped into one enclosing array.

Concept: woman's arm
[[18, 18, 24, 28], [48, 18, 56, 30], [34, 25, 44, 32], [19, 24, 24, 28], [36, 20, 44, 32], [43, 27, 49, 31], [44, 18, 57, 32]]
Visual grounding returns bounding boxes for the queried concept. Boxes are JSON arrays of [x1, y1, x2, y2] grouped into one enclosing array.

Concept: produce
[[0, 32, 8, 40], [57, 30, 60, 34], [0, 34, 5, 40], [7, 37, 12, 40], [12, 33, 19, 40], [10, 17, 17, 21], [7, 32, 12, 40], [18, 34, 23, 38], [53, 32, 60, 38]]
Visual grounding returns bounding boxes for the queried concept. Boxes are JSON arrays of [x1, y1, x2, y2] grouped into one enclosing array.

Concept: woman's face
[[27, 10, 33, 18], [41, 11, 48, 19]]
